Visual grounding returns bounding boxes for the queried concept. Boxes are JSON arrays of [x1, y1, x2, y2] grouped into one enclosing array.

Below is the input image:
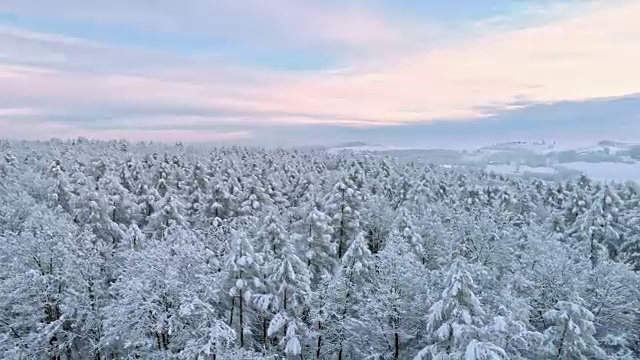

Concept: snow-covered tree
[[325, 176, 363, 258], [301, 206, 336, 284], [414, 258, 505, 360], [144, 193, 188, 241], [359, 236, 429, 359], [265, 234, 310, 357], [568, 185, 625, 267], [0, 140, 639, 359], [224, 229, 263, 350], [542, 300, 606, 359]]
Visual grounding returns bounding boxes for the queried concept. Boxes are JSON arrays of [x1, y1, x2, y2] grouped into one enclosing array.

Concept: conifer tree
[[542, 300, 606, 359], [414, 258, 505, 360], [325, 176, 363, 259]]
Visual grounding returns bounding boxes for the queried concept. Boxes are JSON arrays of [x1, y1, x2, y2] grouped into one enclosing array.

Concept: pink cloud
[[0, 118, 250, 142], [0, 108, 42, 117], [257, 1, 640, 122], [0, 0, 424, 58], [80, 129, 251, 142]]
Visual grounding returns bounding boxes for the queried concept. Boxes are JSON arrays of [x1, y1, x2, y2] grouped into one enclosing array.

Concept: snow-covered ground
[[327, 140, 640, 182], [486, 164, 557, 175], [327, 144, 404, 153], [560, 162, 640, 182], [485, 162, 640, 182], [478, 140, 558, 154]]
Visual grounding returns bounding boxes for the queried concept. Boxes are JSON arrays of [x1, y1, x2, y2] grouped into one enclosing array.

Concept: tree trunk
[[338, 189, 346, 258], [315, 322, 322, 358], [239, 290, 244, 348], [262, 316, 268, 349], [557, 319, 569, 358], [155, 332, 162, 351], [590, 237, 598, 269], [394, 332, 399, 360], [283, 289, 288, 340], [228, 297, 235, 326]]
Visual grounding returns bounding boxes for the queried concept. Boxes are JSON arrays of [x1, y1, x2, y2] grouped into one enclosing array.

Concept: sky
[[0, 0, 639, 148]]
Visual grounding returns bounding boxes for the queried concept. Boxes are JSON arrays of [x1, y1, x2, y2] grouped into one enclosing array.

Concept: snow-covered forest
[[0, 138, 639, 359]]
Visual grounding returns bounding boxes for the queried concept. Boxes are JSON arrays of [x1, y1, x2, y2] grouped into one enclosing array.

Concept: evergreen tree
[[0, 205, 88, 359], [46, 159, 74, 214], [144, 193, 188, 241], [568, 185, 624, 267], [302, 206, 336, 284], [542, 300, 606, 359], [325, 176, 363, 259], [359, 236, 429, 359], [265, 233, 310, 357], [224, 227, 263, 350], [414, 258, 505, 360]]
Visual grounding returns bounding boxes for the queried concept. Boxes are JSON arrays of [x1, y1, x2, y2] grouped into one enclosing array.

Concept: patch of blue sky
[[368, 0, 526, 21], [369, 0, 583, 25], [0, 12, 337, 71]]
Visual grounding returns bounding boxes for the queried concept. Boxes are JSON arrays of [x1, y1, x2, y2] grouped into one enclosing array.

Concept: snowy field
[[485, 164, 557, 175], [330, 139, 640, 182], [560, 162, 640, 182], [485, 162, 640, 182]]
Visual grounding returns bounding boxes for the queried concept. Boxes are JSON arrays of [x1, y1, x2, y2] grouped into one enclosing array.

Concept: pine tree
[[104, 230, 236, 358], [0, 205, 87, 359], [564, 185, 590, 227], [265, 233, 311, 357], [568, 185, 624, 267], [143, 193, 188, 241], [361, 195, 394, 254], [542, 300, 606, 359], [325, 176, 363, 259], [334, 232, 372, 359], [224, 229, 263, 350], [181, 162, 209, 222], [302, 206, 336, 284], [46, 159, 74, 214], [395, 207, 425, 263], [251, 213, 291, 351], [620, 204, 640, 271], [414, 258, 505, 360], [359, 236, 429, 359], [203, 179, 237, 222], [239, 182, 274, 216]]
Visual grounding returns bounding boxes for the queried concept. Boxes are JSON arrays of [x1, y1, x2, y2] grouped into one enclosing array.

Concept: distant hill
[[332, 141, 377, 148]]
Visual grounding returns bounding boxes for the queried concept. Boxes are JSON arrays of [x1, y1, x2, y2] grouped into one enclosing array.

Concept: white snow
[[486, 162, 640, 182], [486, 164, 556, 175], [324, 140, 640, 182], [327, 144, 404, 153], [560, 162, 640, 182], [478, 140, 557, 154]]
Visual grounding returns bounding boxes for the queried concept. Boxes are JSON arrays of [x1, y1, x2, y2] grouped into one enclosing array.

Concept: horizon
[[1, 1, 639, 146], [3, 137, 637, 154]]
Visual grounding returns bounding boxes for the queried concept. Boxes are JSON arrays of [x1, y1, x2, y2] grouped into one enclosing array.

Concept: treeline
[[0, 139, 639, 359]]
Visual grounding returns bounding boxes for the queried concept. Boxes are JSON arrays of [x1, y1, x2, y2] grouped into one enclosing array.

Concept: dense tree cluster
[[0, 138, 639, 359]]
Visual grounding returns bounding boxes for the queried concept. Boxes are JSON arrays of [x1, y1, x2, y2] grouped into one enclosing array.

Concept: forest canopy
[[0, 139, 639, 359]]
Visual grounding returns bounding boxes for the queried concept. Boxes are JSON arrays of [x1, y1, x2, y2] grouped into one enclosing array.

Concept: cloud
[[223, 94, 640, 148], [260, 1, 640, 124], [0, 117, 250, 142], [0, 107, 42, 117], [0, 1, 639, 143], [0, 0, 427, 60]]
